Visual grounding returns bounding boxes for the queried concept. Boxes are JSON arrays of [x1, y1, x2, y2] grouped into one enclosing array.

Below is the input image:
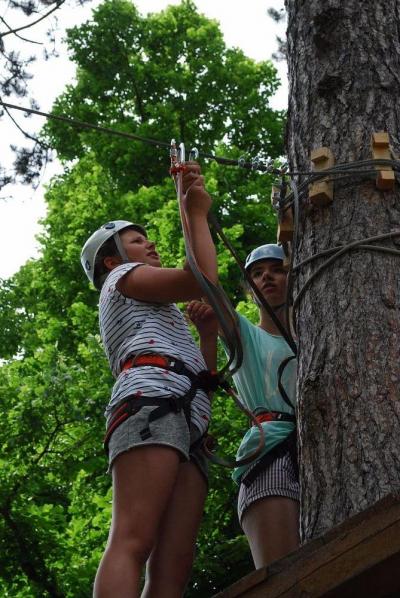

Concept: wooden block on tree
[[271, 184, 294, 243], [277, 206, 294, 243], [283, 254, 291, 271], [309, 147, 335, 206], [371, 131, 395, 190], [214, 493, 400, 598]]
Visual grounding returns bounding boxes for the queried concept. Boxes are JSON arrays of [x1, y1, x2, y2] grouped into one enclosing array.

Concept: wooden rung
[[277, 207, 294, 243], [283, 254, 291, 271], [371, 131, 395, 191], [271, 184, 294, 243], [309, 147, 335, 206]]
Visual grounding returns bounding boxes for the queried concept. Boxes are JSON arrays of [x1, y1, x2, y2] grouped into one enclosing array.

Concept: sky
[[0, 0, 287, 279]]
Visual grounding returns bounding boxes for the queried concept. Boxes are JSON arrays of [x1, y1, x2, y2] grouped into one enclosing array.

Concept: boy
[[188, 244, 299, 568]]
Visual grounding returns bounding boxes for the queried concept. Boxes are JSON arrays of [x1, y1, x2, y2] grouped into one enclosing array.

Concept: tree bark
[[285, 0, 400, 541]]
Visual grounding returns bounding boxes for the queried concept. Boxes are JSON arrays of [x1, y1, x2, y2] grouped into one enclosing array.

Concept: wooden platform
[[214, 493, 400, 598]]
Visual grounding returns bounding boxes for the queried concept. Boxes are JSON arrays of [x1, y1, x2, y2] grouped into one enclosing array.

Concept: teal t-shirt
[[226, 313, 297, 484]]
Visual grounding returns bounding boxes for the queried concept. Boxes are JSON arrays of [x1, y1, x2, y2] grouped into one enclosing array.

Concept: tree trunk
[[285, 0, 400, 542]]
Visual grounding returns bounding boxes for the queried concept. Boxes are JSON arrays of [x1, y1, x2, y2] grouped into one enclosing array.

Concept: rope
[[171, 147, 265, 468], [293, 230, 400, 309], [273, 158, 400, 311]]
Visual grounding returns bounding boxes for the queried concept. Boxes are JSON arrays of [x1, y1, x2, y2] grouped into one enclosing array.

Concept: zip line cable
[[5, 101, 399, 183], [1, 100, 283, 174], [1, 101, 172, 148]]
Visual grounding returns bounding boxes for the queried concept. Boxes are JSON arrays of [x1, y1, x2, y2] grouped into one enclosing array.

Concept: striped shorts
[[237, 450, 299, 525]]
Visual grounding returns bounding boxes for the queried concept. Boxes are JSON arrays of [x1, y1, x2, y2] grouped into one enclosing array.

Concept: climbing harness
[[241, 429, 298, 488], [104, 354, 221, 453]]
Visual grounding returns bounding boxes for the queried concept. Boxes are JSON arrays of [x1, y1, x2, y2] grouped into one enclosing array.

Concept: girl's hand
[[187, 301, 218, 338]]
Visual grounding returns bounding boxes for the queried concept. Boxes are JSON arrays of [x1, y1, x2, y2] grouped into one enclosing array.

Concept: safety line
[[1, 100, 283, 174]]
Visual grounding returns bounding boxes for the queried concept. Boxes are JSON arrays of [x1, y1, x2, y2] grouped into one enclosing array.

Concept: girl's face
[[249, 259, 287, 306], [119, 228, 161, 267]]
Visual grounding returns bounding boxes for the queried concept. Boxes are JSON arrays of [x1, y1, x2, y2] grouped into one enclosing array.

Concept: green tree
[[0, 1, 284, 595], [46, 0, 283, 192]]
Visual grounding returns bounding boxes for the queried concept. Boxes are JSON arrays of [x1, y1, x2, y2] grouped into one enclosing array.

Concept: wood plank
[[214, 493, 400, 598]]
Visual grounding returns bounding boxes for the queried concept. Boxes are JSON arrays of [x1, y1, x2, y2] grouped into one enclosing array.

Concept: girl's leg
[[241, 496, 299, 569], [93, 445, 181, 598], [141, 461, 207, 598]]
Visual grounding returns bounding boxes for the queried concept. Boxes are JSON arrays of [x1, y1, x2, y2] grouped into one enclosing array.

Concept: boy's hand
[[182, 161, 212, 216], [187, 301, 218, 338]]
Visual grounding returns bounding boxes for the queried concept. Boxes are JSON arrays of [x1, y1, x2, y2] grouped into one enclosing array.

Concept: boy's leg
[[241, 496, 299, 569], [141, 460, 207, 598], [93, 445, 181, 598]]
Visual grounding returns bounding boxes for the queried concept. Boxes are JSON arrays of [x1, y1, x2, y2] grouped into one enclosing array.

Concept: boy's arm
[[187, 301, 218, 371]]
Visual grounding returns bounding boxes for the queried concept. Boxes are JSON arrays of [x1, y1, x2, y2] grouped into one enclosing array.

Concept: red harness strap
[[122, 354, 221, 392], [255, 411, 296, 425], [122, 355, 171, 370]]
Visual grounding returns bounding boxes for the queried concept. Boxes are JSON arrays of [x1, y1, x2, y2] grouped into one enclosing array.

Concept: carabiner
[[188, 147, 199, 161]]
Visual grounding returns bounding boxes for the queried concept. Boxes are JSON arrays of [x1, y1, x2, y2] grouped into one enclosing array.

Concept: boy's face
[[248, 259, 287, 306], [119, 228, 161, 267]]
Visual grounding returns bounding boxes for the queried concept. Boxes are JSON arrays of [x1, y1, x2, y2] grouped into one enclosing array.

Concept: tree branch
[[0, 15, 42, 44], [2, 102, 50, 148], [1, 0, 65, 39]]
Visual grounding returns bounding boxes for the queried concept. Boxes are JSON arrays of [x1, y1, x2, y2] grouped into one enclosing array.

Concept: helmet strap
[[113, 232, 130, 263], [272, 302, 286, 312], [253, 293, 286, 312]]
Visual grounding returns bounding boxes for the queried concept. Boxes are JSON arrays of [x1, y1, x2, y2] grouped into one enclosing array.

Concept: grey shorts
[[237, 450, 299, 525], [107, 405, 208, 483]]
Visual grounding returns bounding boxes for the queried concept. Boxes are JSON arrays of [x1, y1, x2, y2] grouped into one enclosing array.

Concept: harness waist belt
[[123, 355, 175, 371], [122, 354, 221, 393], [255, 411, 296, 425]]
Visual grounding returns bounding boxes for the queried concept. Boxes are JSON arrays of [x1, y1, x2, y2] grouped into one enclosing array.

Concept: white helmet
[[244, 243, 284, 271], [81, 220, 146, 289]]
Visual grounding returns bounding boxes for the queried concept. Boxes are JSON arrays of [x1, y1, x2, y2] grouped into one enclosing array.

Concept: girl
[[188, 244, 299, 569], [81, 163, 216, 597]]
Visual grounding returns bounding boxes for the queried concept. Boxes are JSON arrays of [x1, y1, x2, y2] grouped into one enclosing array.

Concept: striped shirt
[[99, 263, 211, 434]]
